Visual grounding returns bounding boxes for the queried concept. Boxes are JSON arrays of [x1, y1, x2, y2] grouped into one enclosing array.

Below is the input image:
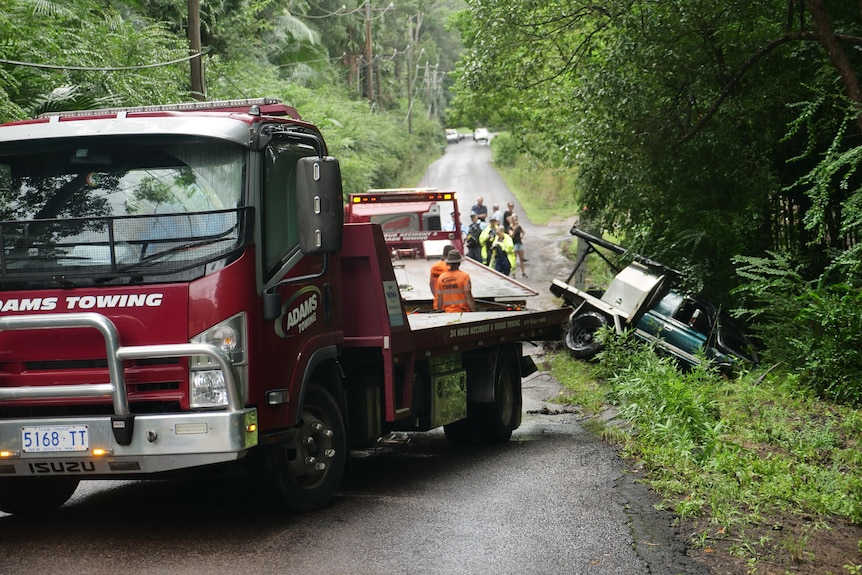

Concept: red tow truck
[[0, 98, 568, 515], [346, 187, 464, 258], [346, 188, 537, 311]]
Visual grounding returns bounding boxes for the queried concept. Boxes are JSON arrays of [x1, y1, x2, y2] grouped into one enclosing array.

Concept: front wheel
[[256, 383, 347, 513], [0, 476, 80, 515], [563, 310, 608, 360]]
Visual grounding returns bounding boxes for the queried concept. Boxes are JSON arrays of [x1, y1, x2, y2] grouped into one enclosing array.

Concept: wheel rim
[[572, 326, 594, 347], [567, 317, 601, 350], [288, 408, 336, 490]]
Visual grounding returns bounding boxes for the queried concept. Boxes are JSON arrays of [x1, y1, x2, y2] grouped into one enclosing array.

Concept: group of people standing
[[464, 197, 527, 279], [429, 196, 529, 314]]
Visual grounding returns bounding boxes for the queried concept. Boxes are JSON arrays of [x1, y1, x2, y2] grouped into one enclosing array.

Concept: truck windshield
[[0, 136, 248, 286]]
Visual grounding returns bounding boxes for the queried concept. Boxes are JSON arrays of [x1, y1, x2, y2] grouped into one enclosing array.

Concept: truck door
[[255, 137, 343, 430]]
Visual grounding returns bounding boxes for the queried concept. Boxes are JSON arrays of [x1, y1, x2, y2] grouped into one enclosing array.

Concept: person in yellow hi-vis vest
[[435, 250, 477, 312], [478, 215, 499, 265], [489, 226, 515, 276]]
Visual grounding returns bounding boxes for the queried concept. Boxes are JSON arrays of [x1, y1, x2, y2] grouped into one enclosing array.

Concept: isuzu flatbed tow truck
[[0, 98, 568, 515]]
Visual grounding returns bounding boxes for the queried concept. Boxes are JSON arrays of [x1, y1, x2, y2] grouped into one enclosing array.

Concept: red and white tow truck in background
[[0, 98, 568, 515], [346, 188, 537, 312]]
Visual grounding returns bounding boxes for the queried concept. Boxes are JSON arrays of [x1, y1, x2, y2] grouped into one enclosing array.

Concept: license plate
[[21, 425, 89, 453]]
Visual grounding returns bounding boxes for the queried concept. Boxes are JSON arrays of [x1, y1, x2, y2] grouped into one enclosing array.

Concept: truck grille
[[23, 357, 178, 370], [0, 356, 184, 417]]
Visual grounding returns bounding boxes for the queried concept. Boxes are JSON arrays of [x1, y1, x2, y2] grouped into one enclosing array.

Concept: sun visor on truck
[[296, 156, 344, 254]]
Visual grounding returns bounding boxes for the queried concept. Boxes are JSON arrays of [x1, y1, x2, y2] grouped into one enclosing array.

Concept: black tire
[[257, 383, 347, 513], [0, 476, 80, 515], [443, 350, 521, 445], [563, 310, 608, 360], [475, 353, 520, 443]]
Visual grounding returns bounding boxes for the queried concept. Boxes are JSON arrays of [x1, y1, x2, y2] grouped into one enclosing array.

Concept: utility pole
[[406, 45, 413, 134], [187, 0, 205, 100], [426, 63, 432, 118], [428, 63, 439, 119]]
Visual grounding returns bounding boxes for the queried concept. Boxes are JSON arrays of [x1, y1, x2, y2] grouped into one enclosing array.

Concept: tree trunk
[[188, 0, 205, 100], [808, 0, 862, 131]]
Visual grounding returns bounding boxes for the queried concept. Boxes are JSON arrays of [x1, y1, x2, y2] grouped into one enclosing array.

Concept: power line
[[303, 2, 364, 18], [0, 52, 204, 72], [367, 3, 394, 21]]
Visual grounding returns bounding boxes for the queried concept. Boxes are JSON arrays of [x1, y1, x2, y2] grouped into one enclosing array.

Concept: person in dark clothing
[[471, 196, 488, 224], [510, 214, 527, 278], [492, 244, 510, 276], [491, 225, 514, 277], [465, 212, 483, 262], [502, 201, 515, 233]]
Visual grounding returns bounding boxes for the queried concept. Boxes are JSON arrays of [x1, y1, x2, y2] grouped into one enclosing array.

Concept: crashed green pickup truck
[[550, 226, 759, 372]]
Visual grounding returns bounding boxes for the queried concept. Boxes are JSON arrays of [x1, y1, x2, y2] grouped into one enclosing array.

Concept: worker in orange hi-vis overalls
[[429, 244, 455, 309], [435, 250, 477, 312]]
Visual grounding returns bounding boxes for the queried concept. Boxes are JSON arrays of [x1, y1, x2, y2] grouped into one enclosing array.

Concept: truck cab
[[0, 98, 346, 513]]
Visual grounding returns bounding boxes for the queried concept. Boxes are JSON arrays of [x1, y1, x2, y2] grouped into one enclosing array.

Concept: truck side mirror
[[296, 156, 343, 255]]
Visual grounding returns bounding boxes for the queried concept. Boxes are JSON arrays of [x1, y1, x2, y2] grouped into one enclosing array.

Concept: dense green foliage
[[450, 2, 862, 293], [734, 252, 862, 406], [490, 133, 580, 225], [0, 0, 464, 192], [453, 1, 862, 407]]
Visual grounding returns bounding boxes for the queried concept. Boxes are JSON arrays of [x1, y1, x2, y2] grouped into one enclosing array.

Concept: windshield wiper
[[117, 236, 231, 273]]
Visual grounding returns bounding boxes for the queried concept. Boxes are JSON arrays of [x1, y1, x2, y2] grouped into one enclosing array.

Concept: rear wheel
[[443, 349, 521, 444], [475, 354, 520, 443], [257, 383, 347, 513], [0, 476, 80, 515], [563, 311, 608, 360]]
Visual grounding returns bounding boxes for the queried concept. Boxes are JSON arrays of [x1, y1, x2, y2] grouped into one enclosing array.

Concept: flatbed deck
[[406, 307, 569, 351], [395, 257, 537, 310]]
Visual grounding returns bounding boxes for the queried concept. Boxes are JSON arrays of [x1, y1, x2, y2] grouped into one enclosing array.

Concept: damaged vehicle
[[550, 225, 758, 372]]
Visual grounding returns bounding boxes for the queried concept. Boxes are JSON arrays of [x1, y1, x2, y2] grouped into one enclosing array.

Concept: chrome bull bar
[[0, 312, 240, 445]]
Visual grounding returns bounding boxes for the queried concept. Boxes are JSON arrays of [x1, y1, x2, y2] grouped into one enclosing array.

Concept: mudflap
[[520, 354, 538, 378]]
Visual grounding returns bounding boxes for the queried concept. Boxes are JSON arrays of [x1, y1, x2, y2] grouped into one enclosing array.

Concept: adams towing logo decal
[[275, 285, 320, 339], [0, 293, 164, 313]]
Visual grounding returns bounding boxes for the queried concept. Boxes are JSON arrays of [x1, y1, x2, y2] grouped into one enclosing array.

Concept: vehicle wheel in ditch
[[563, 311, 608, 360], [0, 476, 80, 515], [258, 383, 347, 513]]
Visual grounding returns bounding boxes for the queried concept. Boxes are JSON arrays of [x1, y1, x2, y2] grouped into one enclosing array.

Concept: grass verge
[[492, 156, 579, 226], [550, 330, 862, 573]]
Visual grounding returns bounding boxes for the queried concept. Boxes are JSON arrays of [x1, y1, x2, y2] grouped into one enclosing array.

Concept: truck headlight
[[191, 369, 228, 408], [190, 313, 247, 408]]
